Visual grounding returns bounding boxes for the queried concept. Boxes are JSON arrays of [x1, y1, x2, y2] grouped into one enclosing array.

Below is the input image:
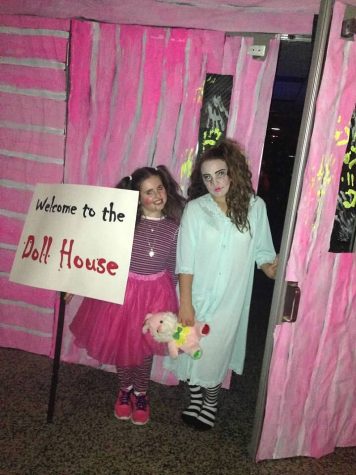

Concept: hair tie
[[154, 167, 158, 171], [128, 175, 132, 181]]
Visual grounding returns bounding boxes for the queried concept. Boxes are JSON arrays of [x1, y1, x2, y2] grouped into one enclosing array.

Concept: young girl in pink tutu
[[68, 165, 185, 425]]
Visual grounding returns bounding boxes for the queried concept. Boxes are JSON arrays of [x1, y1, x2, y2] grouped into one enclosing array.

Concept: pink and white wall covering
[[257, 1, 356, 460], [63, 20, 279, 190], [0, 0, 318, 35], [0, 15, 69, 355]]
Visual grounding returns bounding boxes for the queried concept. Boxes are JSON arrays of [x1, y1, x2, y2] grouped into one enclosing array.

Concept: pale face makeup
[[139, 175, 167, 218], [201, 159, 231, 201]]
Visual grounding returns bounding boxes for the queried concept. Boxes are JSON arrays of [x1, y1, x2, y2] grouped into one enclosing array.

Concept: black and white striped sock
[[194, 384, 221, 430], [181, 384, 203, 425]]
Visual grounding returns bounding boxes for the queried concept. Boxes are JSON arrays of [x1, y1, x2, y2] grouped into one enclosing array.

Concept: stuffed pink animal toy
[[142, 311, 210, 359]]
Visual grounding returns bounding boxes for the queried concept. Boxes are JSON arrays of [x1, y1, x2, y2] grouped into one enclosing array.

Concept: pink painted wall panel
[[0, 325, 53, 356], [147, 28, 193, 175], [229, 38, 279, 190], [257, 1, 356, 460], [65, 20, 278, 190], [0, 34, 68, 62], [248, 39, 280, 188], [172, 28, 223, 165], [126, 28, 167, 170], [0, 216, 24, 244], [0, 128, 65, 159], [0, 187, 33, 214], [168, 30, 207, 192], [0, 312, 53, 338], [98, 24, 142, 184], [0, 1, 316, 34], [1, 156, 64, 185], [85, 23, 127, 185], [0, 248, 15, 273], [0, 14, 69, 30], [226, 37, 279, 190], [104, 25, 149, 182], [63, 21, 93, 184], [1, 278, 56, 311], [0, 14, 68, 358], [0, 93, 67, 129], [0, 64, 66, 92], [199, 29, 225, 74], [222, 36, 242, 76]]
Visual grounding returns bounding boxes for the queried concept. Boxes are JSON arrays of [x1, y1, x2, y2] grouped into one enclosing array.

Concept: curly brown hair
[[188, 138, 255, 231]]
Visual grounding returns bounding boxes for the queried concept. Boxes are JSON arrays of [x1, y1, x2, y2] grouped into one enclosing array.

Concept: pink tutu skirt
[[69, 271, 178, 367]]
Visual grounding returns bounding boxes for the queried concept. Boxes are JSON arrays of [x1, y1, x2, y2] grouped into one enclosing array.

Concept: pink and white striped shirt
[[130, 216, 178, 283]]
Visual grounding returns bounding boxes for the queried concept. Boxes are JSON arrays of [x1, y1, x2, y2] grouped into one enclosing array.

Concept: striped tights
[[116, 355, 153, 394]]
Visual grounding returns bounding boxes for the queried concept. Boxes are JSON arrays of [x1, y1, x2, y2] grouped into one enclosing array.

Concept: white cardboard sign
[[10, 184, 138, 304]]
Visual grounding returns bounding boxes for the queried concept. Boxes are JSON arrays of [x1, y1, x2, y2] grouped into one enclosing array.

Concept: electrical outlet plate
[[247, 45, 266, 57]]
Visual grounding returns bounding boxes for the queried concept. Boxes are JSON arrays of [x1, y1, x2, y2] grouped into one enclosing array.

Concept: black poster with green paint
[[197, 73, 233, 158], [329, 106, 356, 253]]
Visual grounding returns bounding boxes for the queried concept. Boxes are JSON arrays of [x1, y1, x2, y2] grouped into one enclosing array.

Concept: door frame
[[249, 0, 335, 459]]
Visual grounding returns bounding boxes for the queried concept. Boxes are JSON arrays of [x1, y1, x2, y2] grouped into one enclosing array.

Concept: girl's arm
[[178, 273, 195, 326], [254, 198, 277, 277], [176, 202, 197, 326], [260, 255, 278, 279]]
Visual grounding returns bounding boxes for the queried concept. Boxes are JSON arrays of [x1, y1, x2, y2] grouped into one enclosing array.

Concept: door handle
[[282, 282, 301, 323]]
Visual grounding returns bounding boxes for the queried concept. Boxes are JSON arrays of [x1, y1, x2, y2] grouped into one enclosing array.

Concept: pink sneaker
[[114, 389, 132, 420], [131, 392, 150, 425]]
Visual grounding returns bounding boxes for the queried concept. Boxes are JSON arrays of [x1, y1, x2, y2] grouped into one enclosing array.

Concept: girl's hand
[[178, 303, 195, 327], [261, 255, 279, 280], [63, 292, 74, 303]]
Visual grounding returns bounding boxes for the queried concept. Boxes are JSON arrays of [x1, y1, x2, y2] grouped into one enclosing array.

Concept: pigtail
[[115, 175, 141, 225], [116, 175, 133, 190]]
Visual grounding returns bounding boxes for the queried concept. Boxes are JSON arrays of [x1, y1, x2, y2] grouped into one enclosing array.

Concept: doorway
[[229, 36, 314, 444]]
